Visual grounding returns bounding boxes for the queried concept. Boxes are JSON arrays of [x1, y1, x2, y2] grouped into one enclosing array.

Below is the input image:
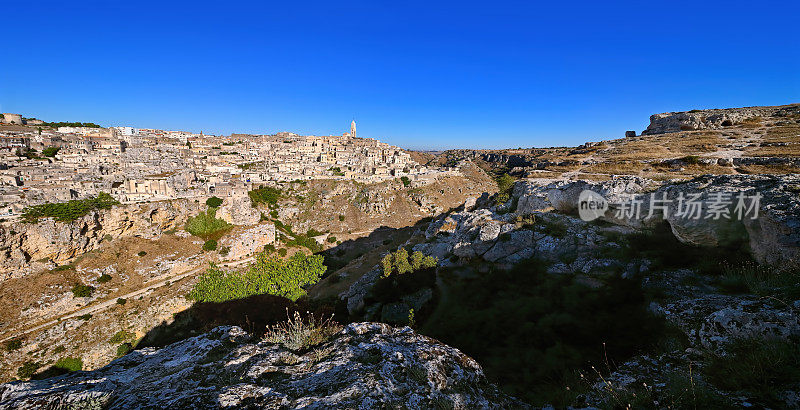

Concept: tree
[[188, 251, 326, 302], [394, 248, 412, 275], [205, 196, 223, 208], [42, 147, 60, 157], [400, 176, 411, 187]]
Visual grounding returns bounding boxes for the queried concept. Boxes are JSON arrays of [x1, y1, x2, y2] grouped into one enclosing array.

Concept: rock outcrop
[[0, 323, 524, 409], [0, 200, 205, 279], [642, 104, 799, 134]]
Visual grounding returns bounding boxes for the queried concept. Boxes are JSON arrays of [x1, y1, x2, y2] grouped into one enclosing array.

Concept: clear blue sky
[[1, 1, 797, 150]]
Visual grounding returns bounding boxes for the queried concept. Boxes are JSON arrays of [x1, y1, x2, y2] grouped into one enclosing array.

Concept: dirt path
[[0, 256, 255, 343]]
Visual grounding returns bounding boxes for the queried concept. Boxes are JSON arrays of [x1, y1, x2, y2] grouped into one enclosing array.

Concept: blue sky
[[1, 1, 797, 150]]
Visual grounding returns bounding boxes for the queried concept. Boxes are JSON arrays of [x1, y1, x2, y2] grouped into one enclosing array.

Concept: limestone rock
[[0, 324, 525, 409]]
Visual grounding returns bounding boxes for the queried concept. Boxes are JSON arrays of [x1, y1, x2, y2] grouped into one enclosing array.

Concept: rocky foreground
[[0, 323, 524, 409]]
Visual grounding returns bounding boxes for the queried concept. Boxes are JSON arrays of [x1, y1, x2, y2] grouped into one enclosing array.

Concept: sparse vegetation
[[264, 310, 342, 351], [21, 193, 119, 223], [705, 337, 800, 407], [108, 330, 135, 344], [188, 251, 326, 302]]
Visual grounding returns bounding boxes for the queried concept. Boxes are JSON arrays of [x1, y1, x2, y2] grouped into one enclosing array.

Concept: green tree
[[42, 146, 60, 157], [394, 248, 412, 275], [203, 239, 218, 251], [188, 251, 326, 302], [381, 253, 394, 277], [205, 196, 223, 208]]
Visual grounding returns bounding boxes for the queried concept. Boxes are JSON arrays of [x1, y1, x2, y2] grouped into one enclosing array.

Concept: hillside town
[[0, 115, 447, 217]]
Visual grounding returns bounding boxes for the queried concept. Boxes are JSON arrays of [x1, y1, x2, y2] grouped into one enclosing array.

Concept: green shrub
[[53, 357, 82, 372], [77, 314, 92, 320], [269, 209, 279, 219], [187, 251, 327, 302], [71, 283, 95, 298], [21, 193, 119, 223], [338, 215, 345, 222], [52, 264, 74, 272], [16, 362, 41, 380], [248, 186, 282, 206], [278, 248, 288, 257], [137, 251, 147, 257], [327, 236, 337, 243], [97, 274, 112, 283], [203, 239, 218, 251], [306, 229, 324, 237], [218, 246, 230, 256], [42, 146, 60, 157], [400, 176, 411, 187], [116, 298, 127, 305], [4, 338, 22, 351], [205, 196, 223, 208], [116, 343, 133, 357], [185, 208, 231, 239], [264, 311, 342, 351]]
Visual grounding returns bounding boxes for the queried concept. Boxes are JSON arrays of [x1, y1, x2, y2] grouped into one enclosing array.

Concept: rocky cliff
[[0, 200, 205, 280], [0, 323, 525, 409], [643, 103, 800, 134]]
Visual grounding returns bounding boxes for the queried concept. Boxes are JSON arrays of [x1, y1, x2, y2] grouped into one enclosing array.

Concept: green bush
[[248, 186, 282, 206], [97, 274, 112, 283], [53, 357, 83, 372], [21, 193, 119, 223], [16, 362, 41, 380], [185, 208, 231, 239], [4, 338, 22, 351], [77, 314, 92, 320], [206, 196, 223, 208], [137, 251, 147, 257], [188, 251, 327, 302], [327, 236, 337, 243], [116, 298, 127, 305], [400, 176, 411, 187], [218, 246, 230, 256], [42, 146, 60, 157], [269, 209, 279, 219], [71, 283, 95, 298], [283, 234, 322, 253], [116, 343, 133, 357], [338, 215, 345, 222], [203, 239, 218, 251], [264, 311, 342, 351], [278, 248, 288, 257]]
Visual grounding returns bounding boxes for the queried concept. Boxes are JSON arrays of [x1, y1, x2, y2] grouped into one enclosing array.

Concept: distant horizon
[[1, 1, 797, 150]]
